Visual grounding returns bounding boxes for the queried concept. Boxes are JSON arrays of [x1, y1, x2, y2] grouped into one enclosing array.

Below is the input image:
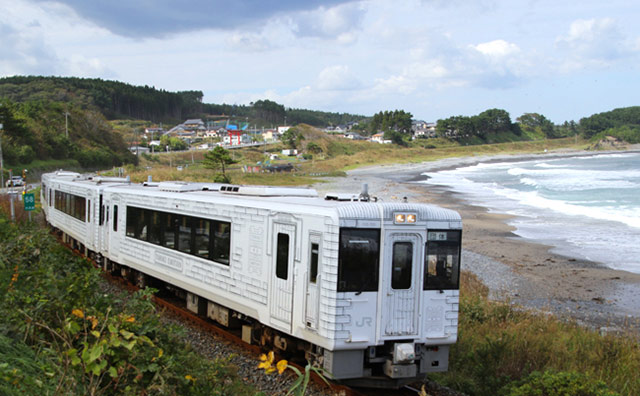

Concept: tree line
[[0, 76, 203, 122], [0, 77, 366, 128]]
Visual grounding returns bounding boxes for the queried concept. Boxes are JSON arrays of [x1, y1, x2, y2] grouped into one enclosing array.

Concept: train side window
[[338, 228, 380, 292], [77, 196, 86, 221], [126, 206, 139, 238], [65, 193, 71, 216], [392, 242, 413, 290], [87, 200, 91, 223], [211, 221, 230, 265], [276, 233, 289, 280], [164, 213, 177, 249], [49, 189, 53, 207], [309, 243, 319, 284], [195, 218, 210, 259], [177, 216, 193, 254], [113, 205, 118, 232], [424, 230, 461, 290], [149, 211, 163, 245]]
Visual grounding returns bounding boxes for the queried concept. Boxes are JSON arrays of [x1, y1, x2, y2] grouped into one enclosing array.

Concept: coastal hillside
[[579, 106, 640, 142], [0, 76, 366, 172]]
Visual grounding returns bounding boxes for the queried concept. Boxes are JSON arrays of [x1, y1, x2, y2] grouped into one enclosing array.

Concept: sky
[[1, 0, 639, 123]]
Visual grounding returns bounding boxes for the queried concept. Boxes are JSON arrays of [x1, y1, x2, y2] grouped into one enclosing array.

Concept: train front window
[[392, 242, 413, 290], [338, 228, 380, 292], [424, 230, 461, 290]]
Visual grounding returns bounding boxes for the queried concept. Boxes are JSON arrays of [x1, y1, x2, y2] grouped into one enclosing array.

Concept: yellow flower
[[71, 309, 84, 319], [152, 348, 164, 362], [258, 351, 276, 373], [276, 359, 288, 375], [185, 374, 196, 383], [125, 315, 135, 323], [87, 316, 98, 329]]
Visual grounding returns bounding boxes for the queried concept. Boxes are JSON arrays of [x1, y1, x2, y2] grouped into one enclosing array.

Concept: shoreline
[[315, 150, 640, 332]]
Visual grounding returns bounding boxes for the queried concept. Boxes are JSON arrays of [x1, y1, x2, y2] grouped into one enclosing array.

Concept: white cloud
[[291, 2, 365, 41], [556, 18, 637, 67], [316, 65, 362, 90], [474, 39, 520, 57]]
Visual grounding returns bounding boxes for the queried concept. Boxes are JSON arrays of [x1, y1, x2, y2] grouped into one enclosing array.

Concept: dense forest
[[0, 98, 135, 169], [432, 107, 640, 145], [0, 77, 366, 127], [578, 106, 640, 143], [0, 76, 203, 121], [203, 100, 366, 127]]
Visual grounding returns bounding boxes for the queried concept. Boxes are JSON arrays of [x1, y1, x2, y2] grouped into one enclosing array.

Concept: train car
[[41, 170, 462, 388]]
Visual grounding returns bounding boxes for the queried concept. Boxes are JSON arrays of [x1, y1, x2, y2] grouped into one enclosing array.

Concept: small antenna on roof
[[359, 183, 370, 202]]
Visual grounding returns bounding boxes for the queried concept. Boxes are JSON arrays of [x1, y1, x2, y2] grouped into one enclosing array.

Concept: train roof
[[43, 172, 462, 225]]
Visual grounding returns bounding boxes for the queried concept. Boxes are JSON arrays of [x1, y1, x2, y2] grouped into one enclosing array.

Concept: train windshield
[[338, 228, 380, 292], [424, 230, 461, 290]]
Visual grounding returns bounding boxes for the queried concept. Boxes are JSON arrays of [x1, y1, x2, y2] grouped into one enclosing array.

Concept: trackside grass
[[432, 272, 639, 396], [0, 214, 260, 396]]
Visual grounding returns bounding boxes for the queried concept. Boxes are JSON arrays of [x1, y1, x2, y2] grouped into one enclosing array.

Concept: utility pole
[[63, 111, 70, 139]]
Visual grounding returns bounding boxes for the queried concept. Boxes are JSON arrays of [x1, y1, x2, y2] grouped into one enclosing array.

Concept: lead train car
[[41, 171, 462, 388]]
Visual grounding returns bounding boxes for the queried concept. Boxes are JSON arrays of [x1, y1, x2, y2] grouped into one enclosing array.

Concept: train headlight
[[394, 213, 417, 224]]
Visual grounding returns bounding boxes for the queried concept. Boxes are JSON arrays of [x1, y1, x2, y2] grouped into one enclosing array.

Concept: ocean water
[[422, 152, 640, 274]]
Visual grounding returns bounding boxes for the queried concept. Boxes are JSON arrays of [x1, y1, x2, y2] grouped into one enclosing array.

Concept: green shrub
[[507, 370, 620, 396], [0, 216, 257, 395]]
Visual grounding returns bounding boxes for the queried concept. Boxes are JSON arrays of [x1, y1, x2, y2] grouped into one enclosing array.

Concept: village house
[[261, 129, 279, 141], [412, 121, 437, 139], [343, 132, 366, 140], [277, 125, 291, 134], [371, 132, 385, 143]]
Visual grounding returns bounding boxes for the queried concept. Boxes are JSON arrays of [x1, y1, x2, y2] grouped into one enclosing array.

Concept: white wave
[[489, 187, 640, 229], [520, 177, 539, 187], [573, 152, 638, 160], [534, 162, 565, 168]]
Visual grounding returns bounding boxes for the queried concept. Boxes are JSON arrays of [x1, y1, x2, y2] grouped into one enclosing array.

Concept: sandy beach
[[314, 151, 640, 333]]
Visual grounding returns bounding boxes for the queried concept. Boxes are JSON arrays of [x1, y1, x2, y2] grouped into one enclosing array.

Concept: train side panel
[[103, 187, 344, 351]]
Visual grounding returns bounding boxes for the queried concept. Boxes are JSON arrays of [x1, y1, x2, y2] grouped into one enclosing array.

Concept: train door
[[109, 196, 121, 261], [100, 194, 110, 256], [379, 232, 424, 338], [270, 222, 296, 333], [305, 233, 322, 330]]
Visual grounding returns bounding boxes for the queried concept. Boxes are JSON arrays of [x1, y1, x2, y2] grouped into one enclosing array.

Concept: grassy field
[[434, 272, 639, 396]]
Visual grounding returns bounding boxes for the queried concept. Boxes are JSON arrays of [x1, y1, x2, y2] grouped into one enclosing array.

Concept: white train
[[41, 170, 462, 388]]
